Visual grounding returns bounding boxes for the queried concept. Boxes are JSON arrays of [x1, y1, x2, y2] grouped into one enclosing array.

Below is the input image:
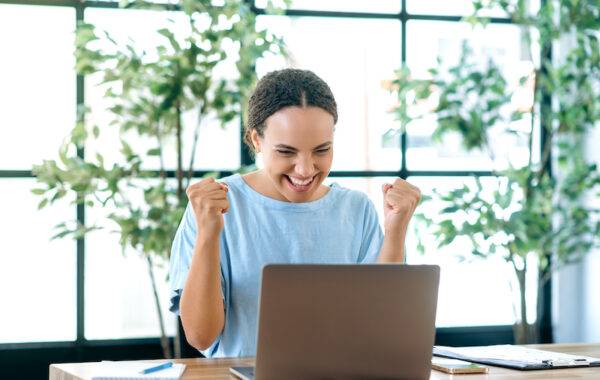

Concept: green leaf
[[147, 148, 161, 156], [38, 198, 49, 210]]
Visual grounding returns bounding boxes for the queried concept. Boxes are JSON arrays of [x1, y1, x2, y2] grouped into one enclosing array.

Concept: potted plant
[[32, 0, 287, 358], [390, 0, 600, 344]]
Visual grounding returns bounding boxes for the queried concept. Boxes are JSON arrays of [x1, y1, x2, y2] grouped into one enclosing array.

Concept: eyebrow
[[274, 142, 333, 151]]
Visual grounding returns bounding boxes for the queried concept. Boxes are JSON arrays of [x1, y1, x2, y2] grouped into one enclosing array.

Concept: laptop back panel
[[254, 264, 440, 380]]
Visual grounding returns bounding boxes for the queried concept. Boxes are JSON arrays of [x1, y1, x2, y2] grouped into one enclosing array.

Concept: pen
[[139, 361, 174, 374]]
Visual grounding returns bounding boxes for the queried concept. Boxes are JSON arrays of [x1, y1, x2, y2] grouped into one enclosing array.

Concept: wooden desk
[[50, 343, 600, 380]]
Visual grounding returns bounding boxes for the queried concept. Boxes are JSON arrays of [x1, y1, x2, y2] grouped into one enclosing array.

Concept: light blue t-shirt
[[169, 173, 384, 358]]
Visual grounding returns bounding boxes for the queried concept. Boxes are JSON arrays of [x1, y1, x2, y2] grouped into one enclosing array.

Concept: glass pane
[[0, 5, 75, 170], [405, 20, 533, 171], [407, 0, 507, 17], [407, 0, 540, 17], [408, 176, 538, 327], [0, 179, 77, 343], [85, 8, 240, 172], [84, 180, 176, 340], [257, 16, 402, 171], [256, 0, 401, 13]]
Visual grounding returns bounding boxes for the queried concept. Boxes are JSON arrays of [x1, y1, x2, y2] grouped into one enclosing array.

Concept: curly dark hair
[[244, 68, 338, 153]]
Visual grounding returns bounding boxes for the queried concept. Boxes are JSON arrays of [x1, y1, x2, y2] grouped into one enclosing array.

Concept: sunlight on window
[[0, 179, 77, 343], [408, 176, 539, 327], [405, 20, 536, 171], [85, 8, 241, 172], [84, 179, 177, 340], [0, 5, 75, 170], [256, 0, 401, 13]]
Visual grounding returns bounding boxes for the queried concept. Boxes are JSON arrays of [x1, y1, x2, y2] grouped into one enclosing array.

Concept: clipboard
[[433, 345, 600, 370]]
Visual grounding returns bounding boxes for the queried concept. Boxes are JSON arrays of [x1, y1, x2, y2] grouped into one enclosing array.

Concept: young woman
[[169, 69, 421, 358]]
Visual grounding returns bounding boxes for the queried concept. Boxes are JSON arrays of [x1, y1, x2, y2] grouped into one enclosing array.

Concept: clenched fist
[[381, 178, 421, 235], [186, 177, 230, 241]]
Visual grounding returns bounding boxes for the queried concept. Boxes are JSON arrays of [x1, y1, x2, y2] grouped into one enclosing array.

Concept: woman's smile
[[285, 174, 317, 192]]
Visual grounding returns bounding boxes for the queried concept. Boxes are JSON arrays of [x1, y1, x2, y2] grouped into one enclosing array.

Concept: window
[[0, 0, 541, 349]]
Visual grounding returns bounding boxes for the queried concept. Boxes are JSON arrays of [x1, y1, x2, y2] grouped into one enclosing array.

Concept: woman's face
[[252, 106, 335, 203]]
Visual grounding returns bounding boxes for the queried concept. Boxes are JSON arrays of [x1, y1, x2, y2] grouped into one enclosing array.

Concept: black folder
[[433, 345, 600, 370]]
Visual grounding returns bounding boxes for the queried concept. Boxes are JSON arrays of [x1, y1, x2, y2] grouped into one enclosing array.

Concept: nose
[[294, 154, 315, 177]]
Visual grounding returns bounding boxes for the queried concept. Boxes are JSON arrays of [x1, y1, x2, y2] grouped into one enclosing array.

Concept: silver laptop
[[230, 263, 440, 380]]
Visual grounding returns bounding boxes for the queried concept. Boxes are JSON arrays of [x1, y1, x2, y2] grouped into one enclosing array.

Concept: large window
[[0, 0, 540, 350]]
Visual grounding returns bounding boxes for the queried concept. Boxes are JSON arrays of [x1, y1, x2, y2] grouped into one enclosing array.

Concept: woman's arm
[[180, 235, 225, 350], [179, 177, 229, 350], [377, 227, 407, 263], [377, 178, 421, 263]]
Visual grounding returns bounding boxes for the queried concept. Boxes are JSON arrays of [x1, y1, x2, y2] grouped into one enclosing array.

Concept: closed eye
[[276, 150, 294, 155], [315, 148, 331, 154]]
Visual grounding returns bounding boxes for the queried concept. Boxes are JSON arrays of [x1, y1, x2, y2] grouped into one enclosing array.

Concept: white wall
[[553, 121, 600, 343]]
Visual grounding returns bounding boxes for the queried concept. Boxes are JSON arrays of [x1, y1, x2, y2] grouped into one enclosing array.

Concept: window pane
[[405, 20, 533, 171], [0, 5, 75, 170], [407, 0, 540, 17], [407, 176, 538, 327], [257, 16, 402, 171], [407, 0, 509, 17], [256, 0, 401, 13], [85, 8, 240, 172], [84, 180, 176, 340], [0, 179, 77, 343]]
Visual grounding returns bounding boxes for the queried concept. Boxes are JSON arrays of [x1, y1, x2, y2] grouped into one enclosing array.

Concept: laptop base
[[230, 366, 255, 380]]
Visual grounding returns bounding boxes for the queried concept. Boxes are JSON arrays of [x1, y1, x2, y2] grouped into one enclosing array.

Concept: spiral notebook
[[92, 360, 186, 380], [433, 345, 600, 370]]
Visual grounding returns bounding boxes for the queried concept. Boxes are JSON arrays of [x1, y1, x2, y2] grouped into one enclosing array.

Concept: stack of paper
[[92, 361, 186, 380]]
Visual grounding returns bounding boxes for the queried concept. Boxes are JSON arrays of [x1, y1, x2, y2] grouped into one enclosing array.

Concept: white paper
[[92, 361, 186, 380]]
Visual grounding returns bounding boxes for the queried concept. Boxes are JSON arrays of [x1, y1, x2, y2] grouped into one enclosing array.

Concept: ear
[[251, 129, 262, 153]]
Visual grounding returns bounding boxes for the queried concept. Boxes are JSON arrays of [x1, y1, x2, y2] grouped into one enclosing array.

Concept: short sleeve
[[168, 203, 197, 315], [357, 197, 384, 264]]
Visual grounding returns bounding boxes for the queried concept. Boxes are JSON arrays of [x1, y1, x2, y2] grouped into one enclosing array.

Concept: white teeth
[[289, 176, 313, 186]]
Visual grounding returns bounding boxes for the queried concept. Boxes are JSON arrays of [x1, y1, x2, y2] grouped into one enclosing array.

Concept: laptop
[[230, 263, 440, 380]]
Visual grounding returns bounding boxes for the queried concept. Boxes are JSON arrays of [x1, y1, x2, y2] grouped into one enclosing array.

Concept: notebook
[[433, 345, 600, 370], [230, 263, 441, 380], [92, 360, 186, 380]]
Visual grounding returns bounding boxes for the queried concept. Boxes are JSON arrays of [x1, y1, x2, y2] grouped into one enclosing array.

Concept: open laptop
[[230, 263, 440, 380]]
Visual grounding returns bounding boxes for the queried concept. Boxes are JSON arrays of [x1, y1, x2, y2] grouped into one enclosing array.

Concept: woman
[[169, 68, 421, 357]]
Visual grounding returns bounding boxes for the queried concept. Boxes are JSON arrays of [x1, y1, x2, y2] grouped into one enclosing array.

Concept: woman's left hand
[[382, 178, 422, 235]]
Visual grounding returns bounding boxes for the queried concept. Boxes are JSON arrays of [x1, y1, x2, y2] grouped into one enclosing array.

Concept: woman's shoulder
[[219, 172, 243, 186], [327, 182, 374, 208]]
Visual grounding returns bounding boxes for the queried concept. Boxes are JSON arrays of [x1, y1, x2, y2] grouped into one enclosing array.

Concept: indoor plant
[[391, 0, 600, 343], [32, 0, 287, 357]]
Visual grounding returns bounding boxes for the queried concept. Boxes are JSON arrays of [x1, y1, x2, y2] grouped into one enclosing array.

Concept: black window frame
[[0, 0, 552, 378]]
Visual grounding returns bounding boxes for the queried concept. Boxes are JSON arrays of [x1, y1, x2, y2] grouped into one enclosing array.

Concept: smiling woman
[[246, 106, 335, 203], [245, 105, 334, 203], [168, 68, 421, 358]]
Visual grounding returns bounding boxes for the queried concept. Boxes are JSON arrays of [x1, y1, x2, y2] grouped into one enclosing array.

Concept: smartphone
[[431, 358, 489, 374]]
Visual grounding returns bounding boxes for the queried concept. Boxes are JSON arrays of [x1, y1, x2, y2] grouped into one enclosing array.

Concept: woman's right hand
[[186, 177, 229, 241]]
